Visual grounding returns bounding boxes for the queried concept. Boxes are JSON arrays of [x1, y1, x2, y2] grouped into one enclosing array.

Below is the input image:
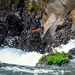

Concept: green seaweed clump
[[47, 55, 69, 65], [39, 55, 47, 63], [39, 50, 70, 66]]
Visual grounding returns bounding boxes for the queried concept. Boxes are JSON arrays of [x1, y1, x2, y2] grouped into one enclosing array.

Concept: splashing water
[[0, 39, 75, 75], [0, 47, 43, 66], [0, 39, 75, 66], [55, 39, 75, 53]]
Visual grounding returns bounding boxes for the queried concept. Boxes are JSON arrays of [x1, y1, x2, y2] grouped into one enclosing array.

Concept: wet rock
[[36, 63, 47, 67], [0, 0, 21, 21], [6, 14, 23, 36], [0, 0, 20, 11], [40, 0, 75, 48], [37, 51, 71, 66], [42, 12, 74, 48], [0, 0, 75, 54], [0, 21, 8, 45], [0, 0, 48, 53], [68, 48, 75, 55], [54, 14, 73, 46], [19, 16, 47, 53], [0, 13, 23, 46], [3, 36, 17, 47]]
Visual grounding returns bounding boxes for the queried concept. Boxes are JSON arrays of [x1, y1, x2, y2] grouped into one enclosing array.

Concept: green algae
[[39, 50, 70, 66], [46, 54, 69, 65], [39, 55, 47, 63], [25, 0, 49, 18]]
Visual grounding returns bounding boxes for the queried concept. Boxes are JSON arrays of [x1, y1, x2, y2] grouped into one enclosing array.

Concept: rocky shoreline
[[0, 0, 75, 54]]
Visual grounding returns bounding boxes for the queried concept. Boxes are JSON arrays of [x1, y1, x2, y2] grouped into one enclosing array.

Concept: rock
[[41, 0, 67, 25], [43, 13, 57, 34], [36, 63, 47, 67], [66, 54, 73, 59], [41, 13, 48, 25], [37, 50, 70, 66], [61, 0, 75, 11], [68, 48, 75, 55], [48, 0, 67, 18], [43, 17, 61, 46], [0, 13, 23, 46], [0, 0, 49, 54], [40, 0, 75, 45], [0, 0, 21, 21], [6, 14, 23, 36], [70, 9, 75, 31], [0, 0, 10, 9], [59, 0, 75, 12], [0, 0, 75, 54], [54, 14, 73, 46], [41, 0, 75, 28]]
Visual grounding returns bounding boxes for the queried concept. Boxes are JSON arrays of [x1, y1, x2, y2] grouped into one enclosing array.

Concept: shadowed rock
[[68, 48, 75, 55]]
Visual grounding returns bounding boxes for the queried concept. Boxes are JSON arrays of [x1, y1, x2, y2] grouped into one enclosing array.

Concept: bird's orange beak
[[32, 29, 38, 32]]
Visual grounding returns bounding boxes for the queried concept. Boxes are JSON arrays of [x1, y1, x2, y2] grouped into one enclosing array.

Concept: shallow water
[[0, 39, 75, 75], [0, 61, 75, 75]]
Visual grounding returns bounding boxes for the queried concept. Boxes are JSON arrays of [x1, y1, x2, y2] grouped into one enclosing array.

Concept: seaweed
[[39, 50, 70, 66]]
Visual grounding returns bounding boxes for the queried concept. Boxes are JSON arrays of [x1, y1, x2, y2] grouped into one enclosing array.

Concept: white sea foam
[[55, 39, 75, 53], [0, 39, 75, 66], [1, 66, 70, 74], [0, 47, 43, 66]]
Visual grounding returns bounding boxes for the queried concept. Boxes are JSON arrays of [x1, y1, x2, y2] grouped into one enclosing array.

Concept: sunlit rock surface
[[41, 0, 75, 25], [70, 9, 75, 31]]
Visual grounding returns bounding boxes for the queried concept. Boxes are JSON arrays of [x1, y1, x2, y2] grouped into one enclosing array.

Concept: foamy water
[[0, 47, 43, 66], [0, 39, 75, 75], [0, 39, 75, 67], [55, 39, 75, 53]]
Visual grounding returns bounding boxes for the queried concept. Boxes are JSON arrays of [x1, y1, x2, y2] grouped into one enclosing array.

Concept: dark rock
[[53, 14, 75, 47], [6, 14, 23, 36], [0, 14, 23, 46], [36, 63, 47, 67], [0, 0, 48, 54], [0, 21, 8, 45], [36, 51, 70, 66], [68, 48, 75, 55], [0, 0, 75, 54]]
